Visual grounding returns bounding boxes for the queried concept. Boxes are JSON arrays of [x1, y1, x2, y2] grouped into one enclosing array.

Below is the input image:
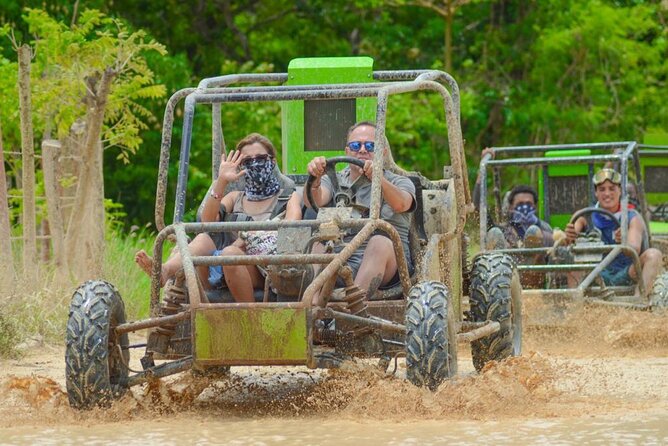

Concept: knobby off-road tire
[[467, 253, 522, 372], [649, 271, 668, 310], [65, 280, 130, 409], [405, 281, 457, 390]]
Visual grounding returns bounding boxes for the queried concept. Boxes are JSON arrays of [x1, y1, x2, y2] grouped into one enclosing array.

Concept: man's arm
[[304, 156, 333, 209], [565, 215, 588, 244], [621, 216, 644, 254], [379, 177, 414, 213], [362, 160, 414, 213]]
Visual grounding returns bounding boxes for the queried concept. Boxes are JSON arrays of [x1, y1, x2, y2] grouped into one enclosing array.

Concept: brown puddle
[[1, 305, 667, 443]]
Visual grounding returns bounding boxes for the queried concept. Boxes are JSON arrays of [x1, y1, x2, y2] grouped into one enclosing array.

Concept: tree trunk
[[18, 44, 37, 281], [42, 139, 66, 272], [65, 68, 116, 280], [61, 121, 85, 227], [0, 120, 15, 289]]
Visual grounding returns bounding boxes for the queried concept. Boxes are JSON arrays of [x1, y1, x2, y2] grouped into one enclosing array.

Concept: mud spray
[[1, 306, 667, 442]]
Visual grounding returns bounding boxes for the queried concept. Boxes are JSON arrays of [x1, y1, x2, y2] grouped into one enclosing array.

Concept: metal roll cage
[[147, 69, 471, 317]]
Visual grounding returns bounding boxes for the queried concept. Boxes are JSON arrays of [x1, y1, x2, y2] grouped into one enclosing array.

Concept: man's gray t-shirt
[[321, 166, 416, 265]]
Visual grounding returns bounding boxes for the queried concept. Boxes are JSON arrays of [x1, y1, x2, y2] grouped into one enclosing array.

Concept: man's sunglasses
[[593, 168, 621, 186], [347, 141, 375, 153], [241, 154, 273, 167]]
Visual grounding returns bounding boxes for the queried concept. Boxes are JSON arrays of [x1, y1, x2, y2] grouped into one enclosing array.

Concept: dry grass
[[0, 227, 156, 358]]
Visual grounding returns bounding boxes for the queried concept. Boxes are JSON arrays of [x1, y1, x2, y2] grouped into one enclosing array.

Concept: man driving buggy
[[564, 167, 663, 297], [304, 121, 416, 302]]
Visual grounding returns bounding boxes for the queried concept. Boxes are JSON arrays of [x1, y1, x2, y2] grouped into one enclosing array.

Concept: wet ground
[[1, 305, 668, 445]]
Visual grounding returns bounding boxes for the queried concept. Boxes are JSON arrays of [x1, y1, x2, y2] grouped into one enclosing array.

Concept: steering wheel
[[569, 207, 620, 238], [305, 156, 370, 213]]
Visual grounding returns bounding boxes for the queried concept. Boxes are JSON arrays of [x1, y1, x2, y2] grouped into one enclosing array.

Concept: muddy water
[[3, 415, 668, 445], [1, 305, 668, 445]]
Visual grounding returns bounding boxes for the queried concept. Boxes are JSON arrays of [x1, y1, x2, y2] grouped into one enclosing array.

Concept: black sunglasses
[[347, 141, 375, 153], [241, 154, 273, 167]]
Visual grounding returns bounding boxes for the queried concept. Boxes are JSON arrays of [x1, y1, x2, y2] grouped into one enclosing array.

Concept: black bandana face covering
[[509, 202, 538, 239], [244, 157, 280, 201]]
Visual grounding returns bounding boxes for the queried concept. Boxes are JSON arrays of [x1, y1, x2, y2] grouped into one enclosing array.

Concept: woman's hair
[[235, 133, 277, 158]]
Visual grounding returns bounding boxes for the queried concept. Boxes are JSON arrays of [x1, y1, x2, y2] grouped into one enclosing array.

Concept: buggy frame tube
[[372, 81, 468, 231], [150, 225, 175, 317], [127, 356, 194, 387], [116, 311, 190, 336], [319, 308, 407, 334], [155, 88, 196, 231]]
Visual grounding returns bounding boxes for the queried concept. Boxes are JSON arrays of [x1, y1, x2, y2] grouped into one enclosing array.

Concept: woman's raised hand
[[218, 150, 245, 183]]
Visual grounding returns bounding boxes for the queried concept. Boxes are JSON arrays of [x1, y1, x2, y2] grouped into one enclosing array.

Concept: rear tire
[[65, 280, 129, 409], [467, 253, 522, 372], [649, 271, 668, 310], [405, 281, 457, 390]]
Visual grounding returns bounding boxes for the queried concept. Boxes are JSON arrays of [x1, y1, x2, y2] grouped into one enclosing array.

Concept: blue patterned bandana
[[244, 158, 280, 201], [510, 203, 538, 238]]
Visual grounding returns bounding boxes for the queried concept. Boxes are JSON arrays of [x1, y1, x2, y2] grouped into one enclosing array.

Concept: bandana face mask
[[509, 202, 538, 238], [243, 156, 280, 201]]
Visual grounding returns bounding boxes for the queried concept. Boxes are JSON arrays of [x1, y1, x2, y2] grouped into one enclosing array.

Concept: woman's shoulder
[[226, 190, 243, 201]]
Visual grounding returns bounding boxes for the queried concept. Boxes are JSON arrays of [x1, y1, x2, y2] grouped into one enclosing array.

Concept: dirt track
[[1, 305, 668, 443]]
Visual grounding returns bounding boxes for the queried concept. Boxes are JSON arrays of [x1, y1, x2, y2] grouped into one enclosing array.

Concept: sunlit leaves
[[1, 8, 167, 163]]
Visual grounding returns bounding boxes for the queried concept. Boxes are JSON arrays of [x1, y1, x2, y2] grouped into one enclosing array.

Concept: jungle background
[[0, 0, 666, 354]]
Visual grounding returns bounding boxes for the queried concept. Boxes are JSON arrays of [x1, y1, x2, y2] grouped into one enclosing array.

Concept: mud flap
[[194, 307, 309, 365]]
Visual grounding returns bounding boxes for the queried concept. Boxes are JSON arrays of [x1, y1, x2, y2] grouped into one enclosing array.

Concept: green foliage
[[18, 8, 167, 160], [104, 198, 128, 234], [1, 0, 666, 227], [528, 1, 667, 141], [1, 7, 169, 236]]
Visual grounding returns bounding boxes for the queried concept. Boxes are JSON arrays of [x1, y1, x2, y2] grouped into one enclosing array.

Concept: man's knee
[[366, 235, 393, 255], [641, 248, 663, 268]]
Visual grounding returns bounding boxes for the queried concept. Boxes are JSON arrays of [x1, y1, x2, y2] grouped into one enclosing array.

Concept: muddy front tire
[[404, 281, 457, 390], [65, 280, 129, 409], [649, 271, 668, 310], [467, 253, 522, 372]]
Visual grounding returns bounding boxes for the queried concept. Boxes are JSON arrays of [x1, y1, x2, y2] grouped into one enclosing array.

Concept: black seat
[[407, 174, 429, 242]]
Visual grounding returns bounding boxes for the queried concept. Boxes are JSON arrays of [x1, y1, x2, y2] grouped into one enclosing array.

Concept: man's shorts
[[334, 233, 414, 289], [600, 264, 634, 286]]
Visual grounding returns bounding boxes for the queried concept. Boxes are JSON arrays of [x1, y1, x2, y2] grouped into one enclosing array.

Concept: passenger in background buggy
[[473, 147, 554, 288]]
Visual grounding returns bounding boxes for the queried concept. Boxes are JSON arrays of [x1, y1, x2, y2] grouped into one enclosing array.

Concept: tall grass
[[103, 225, 157, 320], [0, 226, 160, 358], [0, 270, 76, 358]]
